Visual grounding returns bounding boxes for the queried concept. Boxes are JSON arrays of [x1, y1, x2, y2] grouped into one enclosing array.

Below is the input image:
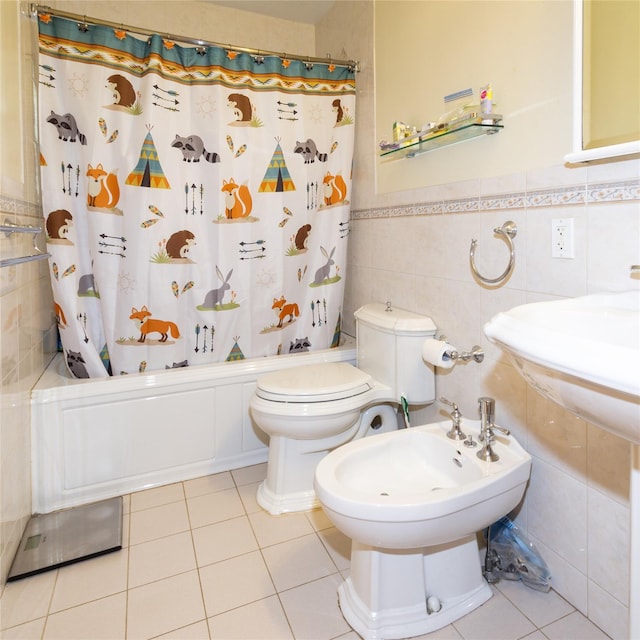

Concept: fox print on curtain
[[37, 12, 355, 377]]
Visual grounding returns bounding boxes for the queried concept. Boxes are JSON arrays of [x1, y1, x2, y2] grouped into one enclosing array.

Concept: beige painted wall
[[375, 0, 574, 193]]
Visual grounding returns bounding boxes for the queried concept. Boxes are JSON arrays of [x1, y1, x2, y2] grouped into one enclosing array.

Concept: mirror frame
[[565, 0, 640, 164]]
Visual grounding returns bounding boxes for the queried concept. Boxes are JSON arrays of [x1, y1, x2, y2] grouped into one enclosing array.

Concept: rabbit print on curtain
[[37, 12, 356, 377]]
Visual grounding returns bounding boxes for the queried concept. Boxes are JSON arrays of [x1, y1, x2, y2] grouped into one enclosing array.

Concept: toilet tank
[[354, 303, 437, 404]]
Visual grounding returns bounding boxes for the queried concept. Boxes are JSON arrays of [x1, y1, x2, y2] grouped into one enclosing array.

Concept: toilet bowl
[[250, 303, 437, 515], [314, 418, 532, 639]]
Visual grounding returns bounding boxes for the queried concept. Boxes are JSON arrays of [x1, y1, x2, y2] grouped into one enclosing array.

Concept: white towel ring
[[469, 221, 517, 285]]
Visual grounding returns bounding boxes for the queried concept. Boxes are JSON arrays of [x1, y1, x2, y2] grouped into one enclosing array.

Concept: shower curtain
[[36, 12, 355, 377]]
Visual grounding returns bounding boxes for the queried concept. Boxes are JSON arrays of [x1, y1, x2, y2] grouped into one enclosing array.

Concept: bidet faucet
[[477, 397, 510, 462], [439, 397, 466, 441]]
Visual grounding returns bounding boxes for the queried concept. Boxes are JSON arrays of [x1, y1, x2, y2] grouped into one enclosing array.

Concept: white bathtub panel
[[242, 381, 268, 452], [31, 339, 356, 513], [62, 389, 216, 489], [214, 383, 243, 459]]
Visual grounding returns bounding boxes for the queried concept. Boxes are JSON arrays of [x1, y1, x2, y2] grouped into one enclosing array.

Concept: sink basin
[[484, 290, 640, 443]]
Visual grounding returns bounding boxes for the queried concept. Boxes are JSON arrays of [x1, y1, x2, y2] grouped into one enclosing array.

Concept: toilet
[[314, 419, 532, 640], [249, 303, 437, 515]]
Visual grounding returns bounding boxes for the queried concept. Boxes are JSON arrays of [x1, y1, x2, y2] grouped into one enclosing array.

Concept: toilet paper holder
[[437, 335, 484, 363]]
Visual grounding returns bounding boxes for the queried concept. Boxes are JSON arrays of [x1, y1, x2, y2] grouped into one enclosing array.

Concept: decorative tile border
[[0, 195, 41, 219], [352, 178, 640, 220], [4, 178, 638, 223]]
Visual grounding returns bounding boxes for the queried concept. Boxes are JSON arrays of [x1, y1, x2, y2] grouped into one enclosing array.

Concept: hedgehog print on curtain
[[36, 12, 356, 377]]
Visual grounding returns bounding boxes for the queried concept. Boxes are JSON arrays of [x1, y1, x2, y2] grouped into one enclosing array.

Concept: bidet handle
[[439, 397, 466, 441], [491, 423, 510, 436]]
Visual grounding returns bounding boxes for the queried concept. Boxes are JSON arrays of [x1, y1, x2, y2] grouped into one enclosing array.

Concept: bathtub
[[31, 338, 356, 513]]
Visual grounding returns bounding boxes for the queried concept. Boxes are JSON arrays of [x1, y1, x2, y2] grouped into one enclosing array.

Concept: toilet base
[[338, 534, 492, 640], [256, 479, 319, 515], [258, 404, 399, 515]]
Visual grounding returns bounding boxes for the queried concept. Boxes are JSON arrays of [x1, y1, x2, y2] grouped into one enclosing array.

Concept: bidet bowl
[[314, 419, 531, 549]]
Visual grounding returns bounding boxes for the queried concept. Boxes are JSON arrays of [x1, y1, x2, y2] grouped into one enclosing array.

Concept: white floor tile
[[542, 611, 612, 639], [156, 619, 211, 639], [0, 617, 46, 640], [317, 527, 351, 572], [130, 482, 185, 512], [496, 579, 574, 628], [411, 625, 464, 639], [49, 549, 127, 612], [248, 509, 315, 548], [127, 570, 205, 640], [261, 533, 338, 592], [129, 500, 190, 546], [184, 472, 235, 499], [187, 487, 245, 529], [452, 587, 536, 639], [208, 595, 293, 639], [0, 571, 57, 630], [199, 550, 275, 617], [231, 463, 267, 486], [279, 574, 351, 640], [192, 516, 258, 567], [128, 530, 196, 588], [236, 481, 262, 513], [2, 470, 616, 640], [43, 592, 126, 640], [306, 507, 335, 532]]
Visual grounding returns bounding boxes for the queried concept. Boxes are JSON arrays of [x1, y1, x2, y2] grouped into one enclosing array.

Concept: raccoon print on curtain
[[36, 12, 355, 377]]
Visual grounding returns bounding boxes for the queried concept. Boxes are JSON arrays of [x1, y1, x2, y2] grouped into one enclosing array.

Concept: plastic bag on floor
[[485, 516, 551, 592]]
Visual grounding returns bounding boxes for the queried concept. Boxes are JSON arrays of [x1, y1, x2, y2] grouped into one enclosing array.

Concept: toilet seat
[[255, 362, 373, 403]]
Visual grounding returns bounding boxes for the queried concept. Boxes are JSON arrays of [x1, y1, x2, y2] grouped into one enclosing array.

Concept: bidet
[[315, 418, 531, 639]]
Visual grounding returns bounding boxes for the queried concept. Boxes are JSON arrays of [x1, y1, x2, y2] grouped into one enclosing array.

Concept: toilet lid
[[256, 362, 373, 402]]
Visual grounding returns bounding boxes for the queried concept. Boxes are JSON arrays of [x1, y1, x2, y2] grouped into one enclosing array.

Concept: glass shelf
[[379, 115, 503, 159]]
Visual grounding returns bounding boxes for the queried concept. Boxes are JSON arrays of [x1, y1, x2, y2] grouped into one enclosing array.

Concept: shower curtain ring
[[469, 221, 517, 285]]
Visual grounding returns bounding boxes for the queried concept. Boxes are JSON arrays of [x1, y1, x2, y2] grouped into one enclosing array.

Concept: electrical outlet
[[552, 218, 574, 259]]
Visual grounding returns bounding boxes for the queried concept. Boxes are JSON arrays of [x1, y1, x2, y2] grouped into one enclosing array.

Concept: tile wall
[[341, 166, 640, 640], [317, 4, 640, 639], [0, 0, 58, 586], [0, 194, 56, 584]]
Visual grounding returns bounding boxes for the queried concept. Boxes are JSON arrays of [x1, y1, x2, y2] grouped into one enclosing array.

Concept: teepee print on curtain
[[37, 12, 356, 377]]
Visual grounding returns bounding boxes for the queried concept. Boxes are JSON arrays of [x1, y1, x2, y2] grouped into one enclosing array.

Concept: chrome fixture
[[437, 336, 484, 363], [470, 221, 517, 285], [439, 397, 466, 441], [0, 218, 51, 268], [477, 397, 510, 462]]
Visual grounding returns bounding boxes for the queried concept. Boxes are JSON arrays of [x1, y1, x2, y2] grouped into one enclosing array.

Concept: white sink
[[484, 290, 640, 443]]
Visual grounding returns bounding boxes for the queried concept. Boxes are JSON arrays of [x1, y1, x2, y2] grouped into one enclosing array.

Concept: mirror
[[566, 0, 640, 163]]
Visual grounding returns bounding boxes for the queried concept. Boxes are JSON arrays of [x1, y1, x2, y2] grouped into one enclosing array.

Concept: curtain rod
[[30, 4, 360, 72]]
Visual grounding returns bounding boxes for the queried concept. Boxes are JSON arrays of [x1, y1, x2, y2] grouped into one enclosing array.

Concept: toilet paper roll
[[422, 338, 456, 369]]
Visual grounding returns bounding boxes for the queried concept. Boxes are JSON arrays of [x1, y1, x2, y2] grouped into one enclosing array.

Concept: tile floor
[[0, 464, 612, 640]]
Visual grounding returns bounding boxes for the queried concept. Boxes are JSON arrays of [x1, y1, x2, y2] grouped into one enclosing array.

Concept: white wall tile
[[587, 201, 640, 293], [587, 424, 630, 504], [587, 578, 630, 640], [526, 458, 588, 573], [587, 488, 630, 606]]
